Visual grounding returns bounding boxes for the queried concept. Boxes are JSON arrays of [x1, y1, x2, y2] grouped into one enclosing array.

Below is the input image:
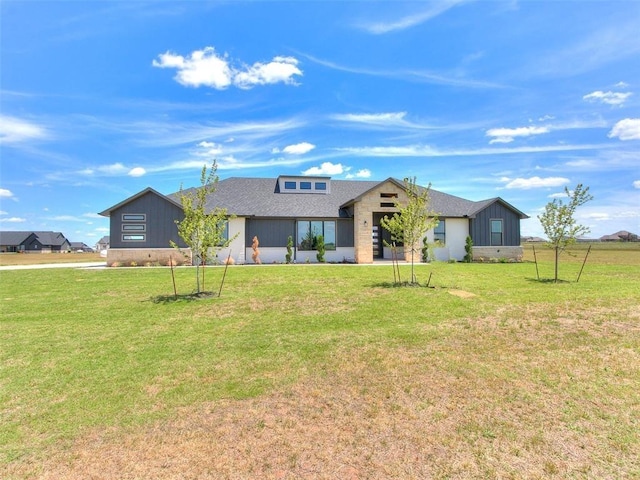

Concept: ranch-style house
[[99, 175, 528, 266]]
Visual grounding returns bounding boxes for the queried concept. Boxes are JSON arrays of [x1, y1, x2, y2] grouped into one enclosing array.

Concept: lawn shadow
[[151, 291, 218, 304], [525, 277, 572, 284], [370, 281, 436, 289]]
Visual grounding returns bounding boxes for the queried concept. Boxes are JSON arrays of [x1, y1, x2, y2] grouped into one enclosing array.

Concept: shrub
[[316, 235, 325, 263], [464, 236, 473, 263], [285, 235, 293, 264]]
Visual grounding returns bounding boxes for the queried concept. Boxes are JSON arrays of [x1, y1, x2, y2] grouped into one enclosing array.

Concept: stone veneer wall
[[106, 248, 192, 266], [353, 181, 408, 264], [472, 246, 523, 262]]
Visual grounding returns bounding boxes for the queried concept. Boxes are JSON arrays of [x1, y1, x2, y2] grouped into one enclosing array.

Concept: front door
[[372, 225, 380, 258]]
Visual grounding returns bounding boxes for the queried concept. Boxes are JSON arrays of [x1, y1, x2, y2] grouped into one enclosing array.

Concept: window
[[284, 181, 296, 190], [122, 213, 147, 241], [122, 234, 145, 241], [491, 219, 503, 246], [297, 220, 336, 250], [380, 202, 395, 208], [380, 193, 398, 198], [434, 219, 445, 244], [315, 182, 327, 190], [218, 221, 229, 246], [122, 214, 145, 221], [300, 181, 312, 190], [122, 224, 146, 231]]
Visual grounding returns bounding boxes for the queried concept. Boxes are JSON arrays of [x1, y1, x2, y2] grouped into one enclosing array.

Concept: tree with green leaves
[[171, 161, 237, 294], [538, 183, 593, 283], [381, 177, 439, 284]]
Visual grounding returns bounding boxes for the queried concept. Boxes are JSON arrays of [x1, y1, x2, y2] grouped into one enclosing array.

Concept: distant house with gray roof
[[99, 176, 528, 265], [0, 231, 71, 253]]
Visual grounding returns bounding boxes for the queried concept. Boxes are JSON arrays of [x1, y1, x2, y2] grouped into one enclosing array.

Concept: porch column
[[354, 204, 373, 264]]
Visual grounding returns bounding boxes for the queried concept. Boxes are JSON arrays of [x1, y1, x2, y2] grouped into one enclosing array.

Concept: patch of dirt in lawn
[[448, 289, 477, 298], [8, 305, 639, 480]]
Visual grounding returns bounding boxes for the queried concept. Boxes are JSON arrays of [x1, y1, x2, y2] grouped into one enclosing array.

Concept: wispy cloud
[[500, 176, 570, 189], [336, 142, 606, 158], [530, 19, 640, 77], [331, 112, 443, 131], [0, 188, 15, 198], [300, 52, 506, 89], [0, 217, 26, 223], [583, 90, 632, 106], [486, 126, 549, 144], [0, 115, 50, 144], [355, 1, 465, 34], [153, 47, 302, 89]]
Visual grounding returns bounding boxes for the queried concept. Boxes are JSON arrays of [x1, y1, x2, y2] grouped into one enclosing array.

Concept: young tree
[[538, 183, 593, 283], [381, 177, 439, 284], [171, 162, 236, 294]]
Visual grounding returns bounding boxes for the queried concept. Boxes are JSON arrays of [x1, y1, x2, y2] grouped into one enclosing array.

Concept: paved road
[[0, 262, 106, 271]]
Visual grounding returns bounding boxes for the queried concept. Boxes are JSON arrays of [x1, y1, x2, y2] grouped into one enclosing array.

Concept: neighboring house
[[600, 230, 638, 242], [99, 176, 528, 266], [95, 236, 110, 252], [0, 231, 71, 253], [70, 242, 94, 252]]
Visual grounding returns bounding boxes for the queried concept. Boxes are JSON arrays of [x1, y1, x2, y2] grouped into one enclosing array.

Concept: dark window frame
[[434, 219, 446, 244], [296, 220, 337, 251], [490, 219, 503, 246]]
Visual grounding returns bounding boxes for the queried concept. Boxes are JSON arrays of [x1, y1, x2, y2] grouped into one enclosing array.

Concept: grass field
[[1, 244, 639, 478], [0, 252, 103, 266]]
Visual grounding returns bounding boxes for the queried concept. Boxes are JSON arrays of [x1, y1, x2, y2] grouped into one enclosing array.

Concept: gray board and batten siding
[[470, 200, 522, 247], [108, 189, 186, 249], [245, 218, 354, 248]]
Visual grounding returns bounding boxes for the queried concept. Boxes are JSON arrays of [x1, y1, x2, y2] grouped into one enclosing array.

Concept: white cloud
[[501, 176, 570, 189], [486, 126, 549, 144], [0, 210, 6, 215], [0, 188, 14, 198], [197, 141, 224, 156], [0, 115, 49, 144], [608, 118, 640, 140], [282, 142, 315, 155], [1, 217, 26, 223], [234, 56, 302, 89], [152, 47, 232, 89], [633, 180, 640, 189], [128, 167, 146, 177], [302, 162, 345, 176], [583, 90, 632, 106], [346, 169, 372, 179], [153, 47, 301, 90], [614, 81, 629, 88]]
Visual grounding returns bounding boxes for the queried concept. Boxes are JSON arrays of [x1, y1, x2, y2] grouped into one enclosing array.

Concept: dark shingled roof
[[166, 177, 525, 219], [101, 177, 527, 220], [0, 231, 69, 246]]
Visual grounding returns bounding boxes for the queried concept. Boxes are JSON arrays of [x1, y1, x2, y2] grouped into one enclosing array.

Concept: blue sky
[[1, 1, 639, 246]]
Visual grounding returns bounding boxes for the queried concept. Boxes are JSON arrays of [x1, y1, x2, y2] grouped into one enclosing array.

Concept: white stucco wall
[[216, 217, 246, 264], [422, 217, 469, 261]]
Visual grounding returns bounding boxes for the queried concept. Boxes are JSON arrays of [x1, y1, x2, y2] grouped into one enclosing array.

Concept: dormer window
[[277, 175, 331, 194]]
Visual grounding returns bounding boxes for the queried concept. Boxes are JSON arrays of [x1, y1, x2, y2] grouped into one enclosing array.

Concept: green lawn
[[2, 249, 640, 478]]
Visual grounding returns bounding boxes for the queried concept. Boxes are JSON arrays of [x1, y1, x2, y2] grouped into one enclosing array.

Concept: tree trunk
[[554, 246, 559, 283]]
